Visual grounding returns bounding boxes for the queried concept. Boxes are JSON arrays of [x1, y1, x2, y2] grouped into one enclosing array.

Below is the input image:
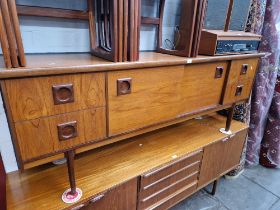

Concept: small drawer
[[226, 80, 253, 104], [14, 108, 106, 161], [4, 73, 106, 122], [138, 179, 197, 210], [141, 151, 203, 189], [222, 58, 259, 104], [140, 163, 200, 199]]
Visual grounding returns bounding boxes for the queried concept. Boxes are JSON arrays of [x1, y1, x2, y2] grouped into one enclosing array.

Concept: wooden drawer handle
[[52, 84, 74, 105], [117, 78, 132, 96], [241, 64, 249, 75], [57, 121, 78, 141], [235, 85, 244, 96], [215, 66, 224, 78]]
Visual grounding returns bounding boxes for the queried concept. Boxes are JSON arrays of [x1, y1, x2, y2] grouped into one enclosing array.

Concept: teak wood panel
[[81, 178, 137, 210], [198, 129, 247, 187], [222, 58, 259, 104], [140, 151, 202, 189], [4, 73, 105, 122], [108, 63, 228, 135], [6, 115, 248, 210], [14, 108, 106, 161]]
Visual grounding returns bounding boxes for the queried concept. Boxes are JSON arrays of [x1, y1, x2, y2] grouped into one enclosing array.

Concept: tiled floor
[[171, 166, 280, 210]]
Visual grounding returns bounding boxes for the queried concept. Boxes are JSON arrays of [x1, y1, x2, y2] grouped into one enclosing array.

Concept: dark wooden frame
[[88, 0, 119, 62], [0, 0, 26, 68], [141, 0, 203, 58], [0, 154, 6, 210], [158, 0, 199, 57]]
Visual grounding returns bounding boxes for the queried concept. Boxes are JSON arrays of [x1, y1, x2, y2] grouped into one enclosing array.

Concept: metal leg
[[65, 150, 76, 195], [211, 179, 219, 196]]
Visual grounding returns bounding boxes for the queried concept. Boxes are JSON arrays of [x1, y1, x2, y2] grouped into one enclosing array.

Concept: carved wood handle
[[215, 66, 224, 78], [235, 85, 244, 96], [52, 84, 74, 105], [117, 78, 132, 96], [57, 121, 78, 141], [240, 64, 249, 75]]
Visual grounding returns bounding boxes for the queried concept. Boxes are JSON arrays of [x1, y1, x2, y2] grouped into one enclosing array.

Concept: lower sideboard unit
[[7, 114, 248, 210]]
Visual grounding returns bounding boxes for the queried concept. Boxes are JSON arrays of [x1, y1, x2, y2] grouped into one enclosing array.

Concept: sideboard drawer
[[14, 108, 106, 161], [4, 73, 106, 122], [222, 58, 259, 104], [138, 151, 202, 210], [108, 62, 228, 136]]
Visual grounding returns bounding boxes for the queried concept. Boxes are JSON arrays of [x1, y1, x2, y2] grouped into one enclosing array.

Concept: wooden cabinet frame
[[141, 0, 206, 57]]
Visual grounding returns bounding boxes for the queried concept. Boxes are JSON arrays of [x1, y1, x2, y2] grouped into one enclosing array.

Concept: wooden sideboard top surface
[[0, 52, 265, 79], [7, 114, 248, 210]]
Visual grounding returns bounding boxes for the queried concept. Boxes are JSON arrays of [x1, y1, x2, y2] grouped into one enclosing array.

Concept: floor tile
[[243, 165, 280, 197], [213, 176, 278, 210], [171, 190, 228, 210], [270, 199, 280, 210]]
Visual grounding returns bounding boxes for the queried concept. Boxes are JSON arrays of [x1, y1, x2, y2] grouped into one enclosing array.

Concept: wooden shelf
[[0, 52, 265, 79], [7, 114, 248, 210]]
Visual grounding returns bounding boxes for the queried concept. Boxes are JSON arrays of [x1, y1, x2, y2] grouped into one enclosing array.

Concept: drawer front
[[108, 63, 227, 136], [5, 73, 106, 122], [15, 108, 106, 161], [141, 151, 203, 188], [139, 182, 197, 210], [138, 151, 202, 210], [222, 58, 259, 104], [74, 178, 137, 210], [198, 129, 247, 188]]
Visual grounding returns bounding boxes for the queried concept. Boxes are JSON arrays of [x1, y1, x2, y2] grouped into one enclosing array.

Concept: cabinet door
[[80, 178, 137, 210], [108, 62, 227, 136], [198, 129, 247, 188]]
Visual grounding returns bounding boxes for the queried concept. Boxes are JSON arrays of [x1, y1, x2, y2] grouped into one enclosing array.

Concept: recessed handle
[[90, 194, 105, 203], [240, 64, 249, 75], [235, 85, 244, 96], [57, 121, 78, 141], [52, 84, 74, 105], [215, 66, 224, 78], [117, 78, 132, 96]]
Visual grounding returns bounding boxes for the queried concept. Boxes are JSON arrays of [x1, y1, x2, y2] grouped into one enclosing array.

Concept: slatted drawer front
[[139, 151, 202, 210]]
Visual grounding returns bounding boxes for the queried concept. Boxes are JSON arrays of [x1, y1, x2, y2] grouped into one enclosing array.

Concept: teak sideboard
[[1, 51, 263, 210]]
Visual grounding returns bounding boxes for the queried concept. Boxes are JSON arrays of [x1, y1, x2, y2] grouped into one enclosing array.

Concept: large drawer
[[4, 73, 106, 122], [138, 151, 202, 210], [14, 108, 106, 161], [108, 62, 228, 136]]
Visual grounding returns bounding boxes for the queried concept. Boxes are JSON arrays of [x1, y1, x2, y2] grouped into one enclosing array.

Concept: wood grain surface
[[5, 73, 106, 122], [7, 115, 248, 210], [222, 58, 259, 104], [108, 62, 228, 135], [0, 52, 265, 79], [15, 108, 106, 161]]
